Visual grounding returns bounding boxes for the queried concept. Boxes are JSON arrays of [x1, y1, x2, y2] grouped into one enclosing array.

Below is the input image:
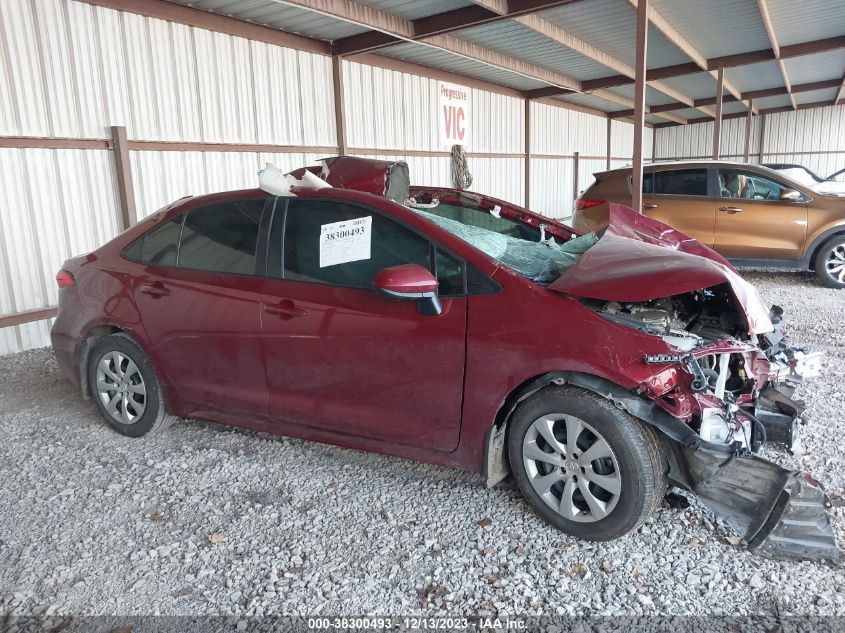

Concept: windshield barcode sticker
[[319, 216, 372, 268]]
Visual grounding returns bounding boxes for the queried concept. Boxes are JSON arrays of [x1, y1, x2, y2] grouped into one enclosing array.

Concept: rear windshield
[[408, 203, 597, 284]]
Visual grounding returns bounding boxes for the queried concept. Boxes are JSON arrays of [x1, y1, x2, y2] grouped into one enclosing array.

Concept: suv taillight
[[56, 270, 75, 288], [575, 198, 606, 210]]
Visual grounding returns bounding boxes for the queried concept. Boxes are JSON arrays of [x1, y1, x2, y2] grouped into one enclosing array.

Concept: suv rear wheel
[[814, 235, 845, 289], [87, 333, 174, 437], [507, 385, 667, 541]]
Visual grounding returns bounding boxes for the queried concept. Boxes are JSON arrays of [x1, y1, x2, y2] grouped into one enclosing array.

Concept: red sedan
[[51, 157, 837, 560]]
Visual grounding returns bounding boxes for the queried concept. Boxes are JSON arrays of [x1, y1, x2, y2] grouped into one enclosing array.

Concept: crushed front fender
[[670, 443, 840, 562]]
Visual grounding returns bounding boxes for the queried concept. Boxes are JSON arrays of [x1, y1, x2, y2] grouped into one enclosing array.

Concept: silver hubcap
[[96, 351, 146, 425], [825, 245, 845, 283], [522, 414, 622, 523]]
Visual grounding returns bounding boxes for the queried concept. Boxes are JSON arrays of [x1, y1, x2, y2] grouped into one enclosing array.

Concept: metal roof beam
[[756, 0, 797, 110], [326, 0, 582, 55], [707, 35, 845, 70], [670, 99, 840, 124], [581, 63, 701, 91], [274, 1, 583, 90], [607, 108, 687, 125], [742, 78, 844, 100], [760, 99, 841, 115], [624, 0, 751, 113], [512, 13, 697, 108], [523, 86, 577, 99]]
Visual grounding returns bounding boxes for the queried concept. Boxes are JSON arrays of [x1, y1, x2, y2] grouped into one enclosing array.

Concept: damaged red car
[[51, 157, 838, 561]]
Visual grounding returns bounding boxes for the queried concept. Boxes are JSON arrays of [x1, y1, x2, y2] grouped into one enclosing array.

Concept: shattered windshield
[[409, 207, 598, 284]]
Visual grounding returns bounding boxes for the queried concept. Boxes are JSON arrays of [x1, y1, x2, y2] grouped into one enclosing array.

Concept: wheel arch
[[79, 324, 171, 409], [482, 370, 701, 487], [79, 324, 124, 398], [802, 224, 845, 270]]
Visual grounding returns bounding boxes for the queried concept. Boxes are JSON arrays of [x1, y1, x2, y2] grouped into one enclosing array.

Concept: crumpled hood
[[549, 203, 774, 334]]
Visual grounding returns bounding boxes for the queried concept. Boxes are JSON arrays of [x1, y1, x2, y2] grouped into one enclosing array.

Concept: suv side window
[[282, 199, 464, 295], [178, 199, 264, 275], [717, 169, 799, 201], [648, 169, 708, 196]]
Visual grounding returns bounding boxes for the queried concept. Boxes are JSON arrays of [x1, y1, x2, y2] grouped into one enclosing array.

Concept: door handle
[[140, 282, 171, 298], [642, 203, 658, 210], [719, 206, 742, 214], [263, 299, 306, 320]]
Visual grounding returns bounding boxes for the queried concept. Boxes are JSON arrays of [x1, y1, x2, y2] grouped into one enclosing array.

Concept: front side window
[[178, 200, 264, 274], [648, 169, 709, 196], [283, 200, 464, 295], [717, 169, 796, 201]]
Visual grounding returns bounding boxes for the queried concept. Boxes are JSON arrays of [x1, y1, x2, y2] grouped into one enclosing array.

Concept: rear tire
[[813, 235, 845, 289], [87, 333, 174, 437], [507, 385, 668, 541]]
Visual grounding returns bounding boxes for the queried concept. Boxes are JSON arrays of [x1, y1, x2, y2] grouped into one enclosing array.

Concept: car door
[[259, 197, 467, 452], [713, 168, 808, 262], [130, 196, 270, 418], [639, 167, 716, 246]]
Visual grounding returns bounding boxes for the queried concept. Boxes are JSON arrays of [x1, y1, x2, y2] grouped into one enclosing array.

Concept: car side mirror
[[780, 189, 802, 201], [372, 264, 442, 316]]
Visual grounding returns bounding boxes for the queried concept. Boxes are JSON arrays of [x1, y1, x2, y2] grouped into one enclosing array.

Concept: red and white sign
[[439, 81, 470, 147]]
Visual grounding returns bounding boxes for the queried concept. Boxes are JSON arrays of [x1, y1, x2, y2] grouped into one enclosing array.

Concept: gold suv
[[574, 161, 845, 288]]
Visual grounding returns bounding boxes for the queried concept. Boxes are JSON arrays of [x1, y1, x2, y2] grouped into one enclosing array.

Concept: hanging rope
[[450, 144, 473, 190]]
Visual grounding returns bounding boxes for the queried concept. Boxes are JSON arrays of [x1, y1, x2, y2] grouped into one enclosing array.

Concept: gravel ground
[[1, 270, 844, 621]]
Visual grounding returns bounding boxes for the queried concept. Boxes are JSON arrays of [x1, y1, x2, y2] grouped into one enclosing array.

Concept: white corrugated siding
[[131, 151, 329, 219], [0, 0, 336, 145], [344, 62, 440, 151], [529, 158, 572, 220], [764, 106, 845, 155], [531, 101, 606, 157], [654, 106, 845, 162], [343, 60, 525, 154], [0, 148, 120, 355], [523, 104, 656, 219]]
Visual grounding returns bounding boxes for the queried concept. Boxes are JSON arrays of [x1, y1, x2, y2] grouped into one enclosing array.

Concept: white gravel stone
[[0, 270, 843, 617]]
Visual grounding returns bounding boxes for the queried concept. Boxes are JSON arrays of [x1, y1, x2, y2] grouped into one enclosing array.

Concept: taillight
[[56, 270, 75, 288], [575, 198, 606, 210]]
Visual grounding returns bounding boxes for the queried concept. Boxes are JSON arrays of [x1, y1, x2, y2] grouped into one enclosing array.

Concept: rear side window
[[179, 200, 263, 275], [134, 216, 182, 266], [126, 198, 264, 274], [648, 169, 708, 196]]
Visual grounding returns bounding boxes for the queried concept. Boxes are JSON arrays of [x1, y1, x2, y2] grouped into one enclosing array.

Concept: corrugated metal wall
[[529, 102, 649, 219], [343, 60, 527, 204], [764, 106, 845, 178], [654, 107, 845, 164], [0, 0, 335, 144], [1, 0, 627, 354]]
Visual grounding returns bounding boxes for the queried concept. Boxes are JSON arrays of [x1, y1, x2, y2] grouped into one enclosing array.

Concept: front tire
[[87, 333, 173, 437], [814, 235, 845, 289], [507, 385, 667, 541]]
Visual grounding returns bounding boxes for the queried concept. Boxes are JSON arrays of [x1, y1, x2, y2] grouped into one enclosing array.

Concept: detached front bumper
[[672, 444, 840, 562], [643, 312, 840, 561]]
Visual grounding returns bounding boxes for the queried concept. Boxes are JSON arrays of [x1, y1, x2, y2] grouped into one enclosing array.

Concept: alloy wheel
[[522, 414, 622, 522], [96, 350, 147, 425], [824, 244, 845, 284]]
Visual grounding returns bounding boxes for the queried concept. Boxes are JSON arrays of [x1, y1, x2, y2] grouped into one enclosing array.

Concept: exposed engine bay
[[584, 286, 835, 561], [587, 285, 822, 453]]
